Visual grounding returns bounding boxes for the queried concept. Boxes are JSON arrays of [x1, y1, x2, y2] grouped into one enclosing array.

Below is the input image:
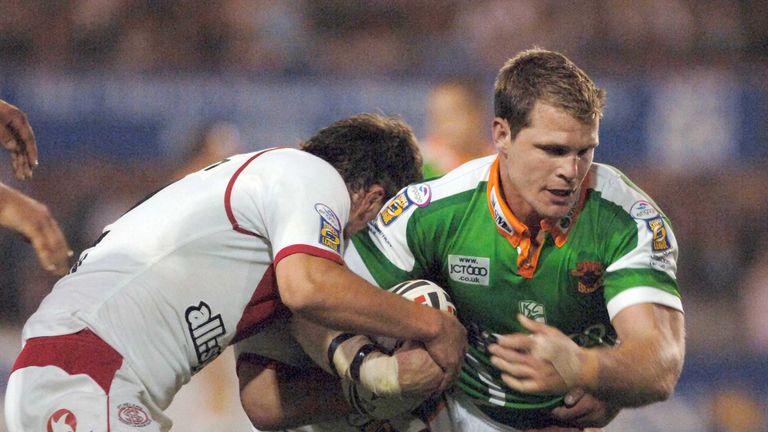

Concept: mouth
[[546, 188, 574, 198]]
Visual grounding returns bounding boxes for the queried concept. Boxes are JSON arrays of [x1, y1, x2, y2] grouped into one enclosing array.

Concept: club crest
[[570, 261, 605, 294]]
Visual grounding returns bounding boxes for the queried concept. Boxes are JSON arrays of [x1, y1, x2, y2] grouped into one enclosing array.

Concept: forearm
[[239, 360, 351, 430], [576, 309, 685, 406], [278, 253, 445, 342]]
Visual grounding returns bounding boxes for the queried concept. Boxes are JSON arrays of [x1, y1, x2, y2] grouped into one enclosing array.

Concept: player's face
[[493, 101, 598, 226]]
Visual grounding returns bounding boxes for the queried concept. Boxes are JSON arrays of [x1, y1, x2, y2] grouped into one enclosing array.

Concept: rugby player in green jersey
[[238, 49, 685, 431]]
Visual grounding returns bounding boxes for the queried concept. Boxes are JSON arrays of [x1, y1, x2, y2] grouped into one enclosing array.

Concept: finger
[[517, 314, 547, 334], [493, 333, 535, 351], [563, 387, 585, 407], [551, 403, 589, 422], [488, 342, 535, 364], [498, 372, 543, 394], [489, 355, 538, 378], [31, 221, 72, 275]]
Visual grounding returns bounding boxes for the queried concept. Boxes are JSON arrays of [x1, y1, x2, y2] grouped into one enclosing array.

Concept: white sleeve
[[227, 149, 351, 265]]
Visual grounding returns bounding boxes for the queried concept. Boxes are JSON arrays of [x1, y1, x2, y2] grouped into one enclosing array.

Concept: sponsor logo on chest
[[185, 301, 226, 373], [448, 255, 490, 286]]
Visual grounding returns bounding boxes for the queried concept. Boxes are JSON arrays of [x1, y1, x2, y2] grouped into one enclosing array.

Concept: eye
[[541, 145, 567, 156]]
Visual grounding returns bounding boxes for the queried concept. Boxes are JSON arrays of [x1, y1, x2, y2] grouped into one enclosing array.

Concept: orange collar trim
[[486, 157, 589, 249]]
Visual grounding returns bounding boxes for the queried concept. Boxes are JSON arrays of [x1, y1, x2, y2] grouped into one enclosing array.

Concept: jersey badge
[[315, 203, 342, 253], [117, 403, 151, 427], [646, 217, 670, 252], [519, 300, 546, 323], [186, 301, 226, 373], [405, 184, 432, 207], [630, 200, 659, 220], [380, 184, 431, 226], [47, 408, 77, 432], [570, 261, 605, 294], [448, 255, 490, 286]]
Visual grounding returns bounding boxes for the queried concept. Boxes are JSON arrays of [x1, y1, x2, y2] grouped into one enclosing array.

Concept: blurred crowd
[[0, 1, 767, 431], [0, 0, 766, 77]]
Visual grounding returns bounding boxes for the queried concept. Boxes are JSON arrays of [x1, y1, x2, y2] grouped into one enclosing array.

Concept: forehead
[[520, 101, 599, 145]]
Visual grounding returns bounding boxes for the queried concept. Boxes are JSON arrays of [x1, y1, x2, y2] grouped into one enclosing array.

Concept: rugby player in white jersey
[[5, 113, 466, 432]]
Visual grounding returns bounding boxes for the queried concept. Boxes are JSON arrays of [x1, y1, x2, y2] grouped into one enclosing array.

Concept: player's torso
[[353, 158, 666, 427], [23, 149, 300, 407]]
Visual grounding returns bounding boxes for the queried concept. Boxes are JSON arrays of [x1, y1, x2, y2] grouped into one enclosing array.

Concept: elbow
[[240, 390, 289, 431], [279, 274, 325, 316], [275, 253, 335, 316], [647, 345, 685, 404]]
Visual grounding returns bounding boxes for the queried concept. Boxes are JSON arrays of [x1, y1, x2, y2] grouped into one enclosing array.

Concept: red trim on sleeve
[[224, 148, 281, 236], [12, 329, 123, 394], [274, 244, 344, 267]]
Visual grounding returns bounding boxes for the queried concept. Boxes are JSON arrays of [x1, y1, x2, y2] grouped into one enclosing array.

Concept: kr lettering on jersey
[[185, 301, 226, 373]]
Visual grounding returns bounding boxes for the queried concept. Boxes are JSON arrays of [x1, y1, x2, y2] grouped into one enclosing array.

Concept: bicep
[[611, 303, 685, 354]]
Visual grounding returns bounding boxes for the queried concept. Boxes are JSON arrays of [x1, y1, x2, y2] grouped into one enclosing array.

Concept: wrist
[[576, 348, 599, 392]]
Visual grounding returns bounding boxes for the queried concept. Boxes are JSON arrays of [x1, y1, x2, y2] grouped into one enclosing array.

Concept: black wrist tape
[[326, 333, 356, 377], [350, 343, 379, 382]]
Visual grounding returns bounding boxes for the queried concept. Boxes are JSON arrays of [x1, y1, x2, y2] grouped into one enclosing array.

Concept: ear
[[492, 117, 510, 157], [361, 185, 386, 213]]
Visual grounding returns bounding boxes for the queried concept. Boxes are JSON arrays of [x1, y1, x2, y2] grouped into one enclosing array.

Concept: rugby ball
[[375, 279, 456, 352], [342, 280, 455, 419]]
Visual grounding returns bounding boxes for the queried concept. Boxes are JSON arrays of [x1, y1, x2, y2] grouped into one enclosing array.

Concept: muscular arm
[[490, 303, 685, 408], [275, 253, 466, 389]]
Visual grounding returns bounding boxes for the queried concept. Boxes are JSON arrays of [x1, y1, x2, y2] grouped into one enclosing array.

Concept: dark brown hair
[[301, 113, 423, 198]]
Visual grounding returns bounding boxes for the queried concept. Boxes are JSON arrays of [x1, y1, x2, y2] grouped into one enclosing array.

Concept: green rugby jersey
[[347, 155, 683, 429]]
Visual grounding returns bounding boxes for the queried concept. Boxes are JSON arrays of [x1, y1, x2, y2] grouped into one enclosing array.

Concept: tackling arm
[[292, 315, 444, 397], [275, 252, 466, 390]]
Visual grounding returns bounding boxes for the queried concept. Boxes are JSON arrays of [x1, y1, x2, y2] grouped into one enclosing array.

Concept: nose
[[558, 155, 580, 183]]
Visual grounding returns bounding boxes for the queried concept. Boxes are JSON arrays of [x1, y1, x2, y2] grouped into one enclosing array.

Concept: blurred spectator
[[0, 0, 764, 76], [420, 78, 493, 177], [171, 121, 243, 181], [708, 388, 767, 432]]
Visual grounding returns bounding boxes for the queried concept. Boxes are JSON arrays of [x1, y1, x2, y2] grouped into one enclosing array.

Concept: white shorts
[[5, 329, 171, 432]]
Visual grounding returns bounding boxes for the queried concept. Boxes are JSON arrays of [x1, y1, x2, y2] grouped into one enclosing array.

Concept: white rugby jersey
[[21, 148, 350, 409]]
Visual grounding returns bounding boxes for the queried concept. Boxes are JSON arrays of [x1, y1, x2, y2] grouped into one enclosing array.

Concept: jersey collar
[[486, 156, 589, 249]]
